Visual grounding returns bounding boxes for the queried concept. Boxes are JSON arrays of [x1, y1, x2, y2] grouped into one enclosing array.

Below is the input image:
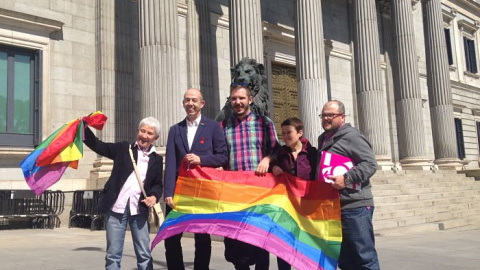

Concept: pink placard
[[319, 151, 360, 191]]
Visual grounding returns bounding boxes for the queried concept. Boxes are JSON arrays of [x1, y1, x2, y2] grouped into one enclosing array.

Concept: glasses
[[319, 113, 343, 120]]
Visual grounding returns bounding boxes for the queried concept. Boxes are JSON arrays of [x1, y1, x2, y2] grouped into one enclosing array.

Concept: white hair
[[138, 117, 161, 135]]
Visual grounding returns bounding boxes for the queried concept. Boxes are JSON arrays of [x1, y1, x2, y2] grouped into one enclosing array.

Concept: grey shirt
[[317, 123, 377, 209]]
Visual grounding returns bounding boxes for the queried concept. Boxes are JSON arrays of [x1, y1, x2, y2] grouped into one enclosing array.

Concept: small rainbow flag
[[20, 112, 107, 195], [151, 164, 342, 270]]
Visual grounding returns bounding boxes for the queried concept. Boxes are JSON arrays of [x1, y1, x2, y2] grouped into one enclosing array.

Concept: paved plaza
[[0, 227, 479, 269]]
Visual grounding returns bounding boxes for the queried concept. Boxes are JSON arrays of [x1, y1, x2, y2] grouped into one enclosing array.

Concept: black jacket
[[83, 127, 163, 215]]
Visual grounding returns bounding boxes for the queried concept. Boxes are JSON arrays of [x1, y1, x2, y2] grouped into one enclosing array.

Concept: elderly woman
[[83, 117, 163, 270]]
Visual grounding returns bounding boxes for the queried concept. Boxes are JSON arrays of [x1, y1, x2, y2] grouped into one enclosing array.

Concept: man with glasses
[[317, 100, 380, 270], [164, 88, 228, 270]]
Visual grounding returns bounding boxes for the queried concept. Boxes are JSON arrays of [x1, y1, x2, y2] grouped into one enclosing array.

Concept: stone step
[[374, 209, 416, 220], [374, 202, 480, 221], [370, 169, 480, 235], [371, 183, 403, 190], [446, 223, 480, 232], [375, 215, 480, 236], [425, 208, 480, 223], [373, 215, 428, 230], [370, 177, 474, 186], [374, 204, 480, 230], [373, 185, 480, 197], [375, 198, 480, 214], [376, 169, 472, 176], [371, 189, 405, 196], [374, 180, 479, 190], [373, 170, 474, 177], [437, 217, 480, 230], [371, 175, 477, 184], [374, 223, 440, 236], [374, 190, 480, 204]]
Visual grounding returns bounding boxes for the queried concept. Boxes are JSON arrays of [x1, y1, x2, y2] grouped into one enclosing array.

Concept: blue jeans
[[338, 206, 380, 270], [105, 207, 152, 270]]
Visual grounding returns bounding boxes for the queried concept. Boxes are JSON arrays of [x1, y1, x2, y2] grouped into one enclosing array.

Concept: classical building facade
[[1, 0, 480, 192]]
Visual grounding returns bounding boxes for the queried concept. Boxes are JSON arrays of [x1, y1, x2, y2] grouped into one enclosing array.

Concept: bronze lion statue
[[215, 57, 270, 122]]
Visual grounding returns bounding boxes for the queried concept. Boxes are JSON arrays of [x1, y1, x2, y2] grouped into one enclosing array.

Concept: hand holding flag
[[20, 112, 107, 195]]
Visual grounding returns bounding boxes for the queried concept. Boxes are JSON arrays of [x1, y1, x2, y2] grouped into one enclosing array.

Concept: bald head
[[323, 100, 345, 114], [184, 88, 204, 101], [183, 88, 205, 121]]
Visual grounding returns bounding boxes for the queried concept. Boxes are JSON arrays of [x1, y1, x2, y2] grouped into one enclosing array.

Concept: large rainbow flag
[[20, 112, 107, 195], [152, 164, 342, 270]]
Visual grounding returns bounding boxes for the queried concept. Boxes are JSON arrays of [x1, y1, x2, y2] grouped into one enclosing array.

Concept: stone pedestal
[[435, 158, 468, 170], [376, 155, 395, 171], [399, 157, 433, 171], [89, 158, 113, 180]]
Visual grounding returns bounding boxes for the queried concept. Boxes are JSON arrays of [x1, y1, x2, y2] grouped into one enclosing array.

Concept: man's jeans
[[105, 207, 153, 270], [338, 206, 380, 270]]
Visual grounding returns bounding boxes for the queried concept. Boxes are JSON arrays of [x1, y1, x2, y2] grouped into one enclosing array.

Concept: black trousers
[[164, 205, 212, 270], [276, 257, 291, 270], [224, 237, 269, 270]]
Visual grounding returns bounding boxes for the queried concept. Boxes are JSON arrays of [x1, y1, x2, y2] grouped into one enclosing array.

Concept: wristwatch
[[343, 173, 352, 185]]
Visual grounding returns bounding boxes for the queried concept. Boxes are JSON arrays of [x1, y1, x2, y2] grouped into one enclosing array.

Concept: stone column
[[139, 0, 182, 147], [422, 0, 462, 168], [295, 0, 329, 145], [229, 0, 264, 65], [187, 0, 216, 118], [352, 0, 392, 169], [96, 0, 116, 143], [187, 0, 201, 90], [390, 0, 430, 168], [97, 0, 138, 143], [93, 0, 139, 179]]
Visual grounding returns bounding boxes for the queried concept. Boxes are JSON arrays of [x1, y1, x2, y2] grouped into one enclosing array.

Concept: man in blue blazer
[[164, 88, 228, 270]]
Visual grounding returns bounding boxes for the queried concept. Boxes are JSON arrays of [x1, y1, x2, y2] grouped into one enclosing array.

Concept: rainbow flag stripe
[[152, 165, 341, 270], [20, 112, 107, 195]]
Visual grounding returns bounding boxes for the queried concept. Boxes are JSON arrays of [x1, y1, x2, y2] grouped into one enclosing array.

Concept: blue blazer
[[164, 115, 228, 198]]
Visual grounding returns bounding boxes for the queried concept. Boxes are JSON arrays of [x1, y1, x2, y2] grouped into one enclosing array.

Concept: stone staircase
[[371, 170, 480, 236]]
